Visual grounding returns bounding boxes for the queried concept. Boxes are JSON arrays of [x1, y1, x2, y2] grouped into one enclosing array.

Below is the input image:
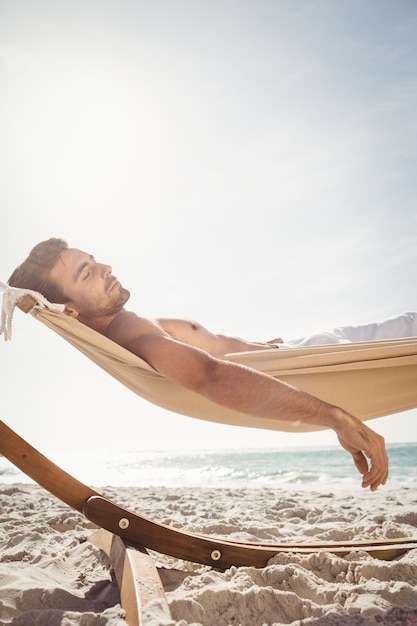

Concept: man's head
[[8, 238, 130, 328], [8, 238, 70, 303]]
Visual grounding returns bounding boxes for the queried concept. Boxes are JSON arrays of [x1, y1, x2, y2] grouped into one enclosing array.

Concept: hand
[[335, 416, 388, 491]]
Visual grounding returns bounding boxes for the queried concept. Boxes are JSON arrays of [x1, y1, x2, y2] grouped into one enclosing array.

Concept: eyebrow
[[74, 255, 94, 282]]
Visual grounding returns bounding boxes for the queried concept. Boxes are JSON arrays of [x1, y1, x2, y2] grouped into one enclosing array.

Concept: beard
[[115, 285, 130, 306], [103, 285, 131, 316], [78, 285, 131, 319]]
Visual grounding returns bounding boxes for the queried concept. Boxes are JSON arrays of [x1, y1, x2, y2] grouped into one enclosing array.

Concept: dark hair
[[8, 238, 70, 303]]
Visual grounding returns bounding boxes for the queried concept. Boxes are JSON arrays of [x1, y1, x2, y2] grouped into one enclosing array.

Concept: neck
[[78, 313, 118, 335]]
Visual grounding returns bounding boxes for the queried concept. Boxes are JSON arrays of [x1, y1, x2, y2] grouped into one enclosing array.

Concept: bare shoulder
[[104, 311, 215, 381], [105, 310, 164, 346]]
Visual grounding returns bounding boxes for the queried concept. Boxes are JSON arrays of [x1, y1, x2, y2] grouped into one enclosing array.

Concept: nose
[[99, 263, 112, 276]]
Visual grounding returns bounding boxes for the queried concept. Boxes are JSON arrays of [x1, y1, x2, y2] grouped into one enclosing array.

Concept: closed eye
[[75, 255, 95, 282]]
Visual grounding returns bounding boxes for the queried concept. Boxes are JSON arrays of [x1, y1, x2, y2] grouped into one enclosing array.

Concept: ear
[[63, 304, 79, 318]]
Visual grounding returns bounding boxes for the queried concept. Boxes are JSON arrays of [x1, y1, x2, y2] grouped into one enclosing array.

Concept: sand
[[0, 484, 416, 626]]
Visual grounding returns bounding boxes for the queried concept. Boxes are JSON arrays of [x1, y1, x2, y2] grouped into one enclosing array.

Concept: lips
[[108, 278, 120, 292]]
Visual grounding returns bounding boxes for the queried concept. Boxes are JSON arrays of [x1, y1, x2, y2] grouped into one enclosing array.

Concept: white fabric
[[282, 312, 417, 348], [0, 282, 65, 341]]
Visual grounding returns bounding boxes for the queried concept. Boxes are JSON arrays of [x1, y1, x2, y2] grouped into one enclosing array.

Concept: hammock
[[2, 284, 417, 433]]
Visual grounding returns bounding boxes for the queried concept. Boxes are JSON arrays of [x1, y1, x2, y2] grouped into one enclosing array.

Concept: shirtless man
[[8, 238, 389, 491]]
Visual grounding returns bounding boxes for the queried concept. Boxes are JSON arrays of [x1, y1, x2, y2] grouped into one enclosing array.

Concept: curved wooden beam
[[0, 419, 415, 570]]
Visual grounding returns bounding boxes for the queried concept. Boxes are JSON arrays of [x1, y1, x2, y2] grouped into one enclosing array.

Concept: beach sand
[[0, 484, 416, 626]]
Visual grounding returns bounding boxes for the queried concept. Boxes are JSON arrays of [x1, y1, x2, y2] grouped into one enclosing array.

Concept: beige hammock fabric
[[27, 306, 417, 433]]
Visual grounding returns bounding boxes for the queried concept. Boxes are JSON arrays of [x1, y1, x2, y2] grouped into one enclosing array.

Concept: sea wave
[[1, 442, 416, 491]]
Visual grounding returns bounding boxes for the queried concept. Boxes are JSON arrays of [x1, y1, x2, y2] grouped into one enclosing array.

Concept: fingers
[[351, 450, 369, 475], [362, 432, 389, 491], [338, 431, 389, 491], [361, 446, 389, 491]]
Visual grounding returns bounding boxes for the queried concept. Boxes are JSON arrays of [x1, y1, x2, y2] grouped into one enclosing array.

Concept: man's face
[[49, 248, 130, 319]]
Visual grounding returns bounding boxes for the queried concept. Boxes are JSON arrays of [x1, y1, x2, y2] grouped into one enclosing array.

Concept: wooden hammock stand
[[1, 420, 416, 626]]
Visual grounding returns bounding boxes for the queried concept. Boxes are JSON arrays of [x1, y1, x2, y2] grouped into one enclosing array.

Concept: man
[[9, 238, 395, 491]]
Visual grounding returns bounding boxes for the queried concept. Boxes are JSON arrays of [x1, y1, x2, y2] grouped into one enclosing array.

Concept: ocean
[[1, 442, 416, 491]]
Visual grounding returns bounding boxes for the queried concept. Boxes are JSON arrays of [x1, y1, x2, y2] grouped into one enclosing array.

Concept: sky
[[1, 0, 417, 456]]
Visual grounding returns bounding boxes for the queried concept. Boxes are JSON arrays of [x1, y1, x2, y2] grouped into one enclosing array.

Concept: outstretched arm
[[107, 312, 388, 491]]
